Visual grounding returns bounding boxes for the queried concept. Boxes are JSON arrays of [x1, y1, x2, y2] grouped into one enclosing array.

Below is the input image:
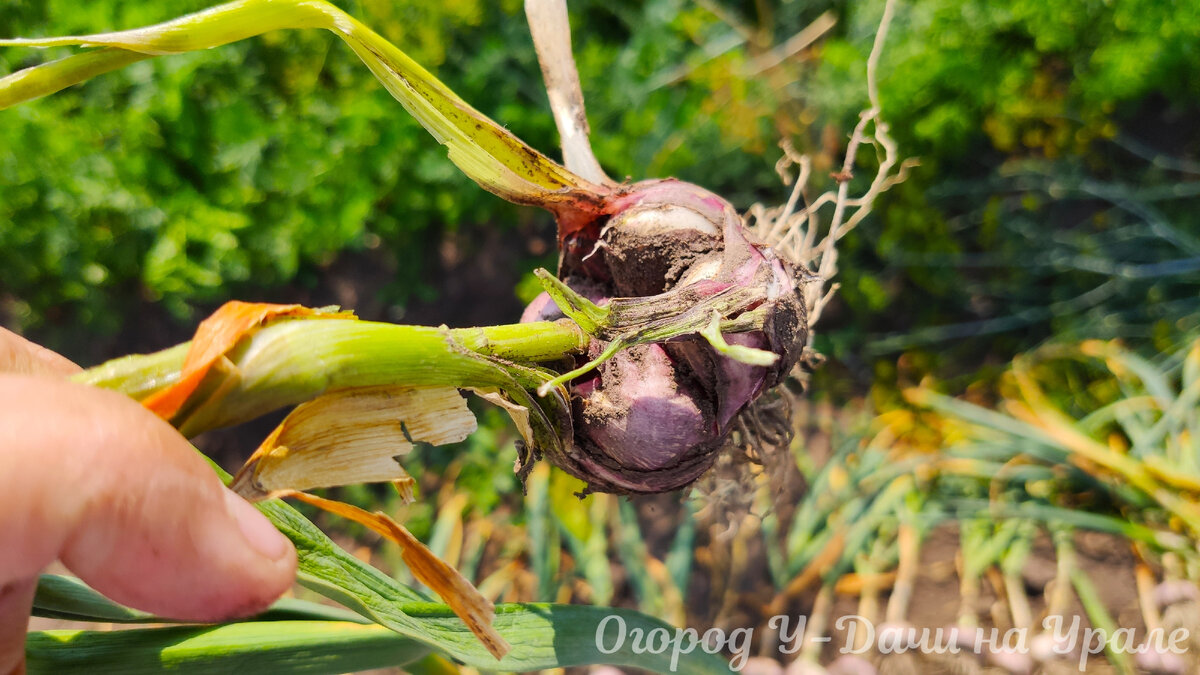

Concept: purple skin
[[581, 343, 709, 472], [525, 178, 808, 494], [519, 292, 559, 324], [570, 341, 722, 494]]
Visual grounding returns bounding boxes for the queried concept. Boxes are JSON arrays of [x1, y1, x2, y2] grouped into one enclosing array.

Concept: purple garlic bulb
[[526, 178, 809, 493]]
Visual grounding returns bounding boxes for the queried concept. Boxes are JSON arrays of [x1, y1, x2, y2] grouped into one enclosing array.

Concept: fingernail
[[224, 489, 291, 561]]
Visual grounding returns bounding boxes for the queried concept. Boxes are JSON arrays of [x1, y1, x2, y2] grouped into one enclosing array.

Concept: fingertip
[[63, 475, 298, 623], [25, 381, 297, 622], [0, 328, 81, 377], [0, 375, 298, 624], [212, 489, 299, 618], [197, 489, 299, 621], [223, 490, 293, 563]]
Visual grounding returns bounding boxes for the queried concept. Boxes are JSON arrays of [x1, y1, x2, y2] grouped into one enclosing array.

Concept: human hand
[[0, 328, 297, 673]]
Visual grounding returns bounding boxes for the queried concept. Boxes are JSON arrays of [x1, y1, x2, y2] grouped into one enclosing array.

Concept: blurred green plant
[[749, 337, 1200, 671], [0, 0, 790, 356], [804, 0, 1200, 372]]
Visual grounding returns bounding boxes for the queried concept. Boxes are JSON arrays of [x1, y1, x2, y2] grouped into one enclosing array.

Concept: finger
[[0, 375, 296, 623], [0, 578, 36, 675], [0, 328, 81, 377]]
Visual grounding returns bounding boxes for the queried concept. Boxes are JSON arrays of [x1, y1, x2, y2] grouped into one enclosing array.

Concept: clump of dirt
[[602, 205, 721, 297]]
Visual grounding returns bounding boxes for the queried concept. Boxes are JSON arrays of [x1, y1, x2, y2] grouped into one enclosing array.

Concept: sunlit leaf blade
[[0, 0, 610, 212], [0, 48, 149, 109], [26, 621, 430, 675], [32, 574, 367, 625], [263, 495, 734, 672]]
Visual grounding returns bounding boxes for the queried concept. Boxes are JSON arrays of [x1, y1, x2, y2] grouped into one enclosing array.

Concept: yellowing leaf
[[471, 387, 534, 458], [0, 48, 150, 109]]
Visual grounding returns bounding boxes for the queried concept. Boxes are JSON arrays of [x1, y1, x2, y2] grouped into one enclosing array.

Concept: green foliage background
[[2, 0, 1198, 380], [0, 0, 783, 354], [819, 0, 1200, 376], [5, 2, 1200, 669]]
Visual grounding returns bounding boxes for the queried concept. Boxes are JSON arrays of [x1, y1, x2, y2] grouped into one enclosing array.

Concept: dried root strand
[[744, 0, 917, 340]]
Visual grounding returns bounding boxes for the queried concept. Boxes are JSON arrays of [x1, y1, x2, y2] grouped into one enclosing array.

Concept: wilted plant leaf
[[231, 385, 476, 500], [471, 388, 535, 460], [282, 490, 511, 660], [220, 377, 509, 658]]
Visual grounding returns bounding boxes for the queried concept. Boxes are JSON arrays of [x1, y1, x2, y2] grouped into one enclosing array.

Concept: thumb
[[0, 375, 296, 621], [0, 328, 81, 377]]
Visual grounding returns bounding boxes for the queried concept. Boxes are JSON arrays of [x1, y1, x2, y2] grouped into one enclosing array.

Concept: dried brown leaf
[[281, 490, 511, 660], [231, 385, 476, 500]]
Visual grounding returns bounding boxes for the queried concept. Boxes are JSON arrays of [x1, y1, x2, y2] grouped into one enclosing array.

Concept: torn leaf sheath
[[142, 301, 354, 420], [231, 386, 477, 501]]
